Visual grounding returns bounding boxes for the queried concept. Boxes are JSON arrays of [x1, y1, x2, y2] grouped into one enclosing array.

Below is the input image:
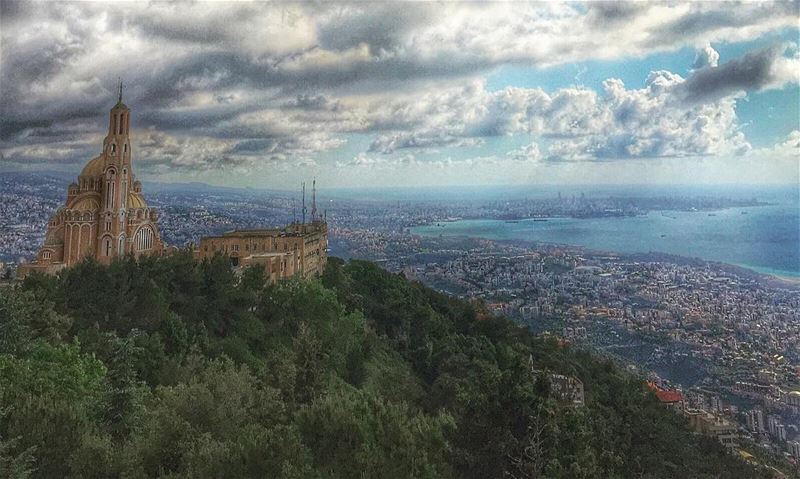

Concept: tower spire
[[117, 78, 123, 103]]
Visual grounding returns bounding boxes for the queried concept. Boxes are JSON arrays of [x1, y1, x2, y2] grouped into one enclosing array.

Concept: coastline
[[411, 230, 800, 291], [411, 210, 799, 289], [765, 272, 800, 286]]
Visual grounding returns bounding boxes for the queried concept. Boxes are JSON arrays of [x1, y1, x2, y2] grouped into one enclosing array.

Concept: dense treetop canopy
[[0, 252, 765, 478]]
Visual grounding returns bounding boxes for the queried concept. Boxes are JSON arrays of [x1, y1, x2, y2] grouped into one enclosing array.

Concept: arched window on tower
[[111, 143, 116, 154], [106, 170, 116, 209], [124, 143, 128, 153], [103, 237, 112, 256], [118, 236, 125, 256]]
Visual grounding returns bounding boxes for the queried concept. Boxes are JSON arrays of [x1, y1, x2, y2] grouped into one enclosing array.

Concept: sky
[[0, 1, 798, 189]]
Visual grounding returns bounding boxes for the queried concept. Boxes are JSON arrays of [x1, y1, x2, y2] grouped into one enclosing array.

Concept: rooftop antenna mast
[[117, 77, 123, 103], [311, 178, 317, 222], [301, 182, 307, 224]]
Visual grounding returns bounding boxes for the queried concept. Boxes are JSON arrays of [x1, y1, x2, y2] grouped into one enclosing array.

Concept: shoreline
[[766, 273, 800, 285], [411, 212, 799, 286], [412, 230, 800, 290]]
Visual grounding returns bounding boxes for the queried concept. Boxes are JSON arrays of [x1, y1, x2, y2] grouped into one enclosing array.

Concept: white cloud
[[355, 70, 754, 162], [507, 143, 543, 162], [692, 44, 720, 69], [751, 130, 800, 158]]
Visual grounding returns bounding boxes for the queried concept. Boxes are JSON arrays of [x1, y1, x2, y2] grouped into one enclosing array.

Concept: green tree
[[297, 384, 453, 478]]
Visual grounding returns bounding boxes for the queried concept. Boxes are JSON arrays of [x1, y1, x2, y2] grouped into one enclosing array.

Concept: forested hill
[[1, 252, 764, 478]]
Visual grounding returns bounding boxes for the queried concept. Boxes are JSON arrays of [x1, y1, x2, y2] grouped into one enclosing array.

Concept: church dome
[[80, 155, 105, 177], [69, 196, 100, 211], [128, 192, 147, 209]]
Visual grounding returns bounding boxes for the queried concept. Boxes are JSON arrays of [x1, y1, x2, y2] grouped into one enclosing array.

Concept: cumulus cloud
[[692, 44, 720, 69], [777, 130, 800, 151], [356, 70, 754, 161], [507, 143, 543, 162], [369, 133, 483, 154], [751, 130, 800, 157]]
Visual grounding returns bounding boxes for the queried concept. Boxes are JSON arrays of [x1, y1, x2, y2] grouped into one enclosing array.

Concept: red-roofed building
[[647, 381, 684, 412]]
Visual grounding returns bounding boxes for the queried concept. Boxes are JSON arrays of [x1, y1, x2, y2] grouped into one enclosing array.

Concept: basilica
[[17, 88, 163, 278]]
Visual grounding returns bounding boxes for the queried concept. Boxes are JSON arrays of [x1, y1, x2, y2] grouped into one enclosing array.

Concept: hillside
[[0, 252, 766, 478]]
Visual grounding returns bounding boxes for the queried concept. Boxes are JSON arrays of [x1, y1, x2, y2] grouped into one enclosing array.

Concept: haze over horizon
[[1, 1, 798, 188]]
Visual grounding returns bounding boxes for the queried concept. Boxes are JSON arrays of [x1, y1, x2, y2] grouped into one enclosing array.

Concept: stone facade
[[195, 221, 327, 281], [17, 92, 163, 279], [685, 409, 738, 451]]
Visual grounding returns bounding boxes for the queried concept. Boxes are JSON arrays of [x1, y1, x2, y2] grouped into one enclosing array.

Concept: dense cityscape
[[2, 171, 799, 470]]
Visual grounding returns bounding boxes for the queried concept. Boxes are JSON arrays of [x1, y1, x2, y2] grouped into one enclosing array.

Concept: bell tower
[[98, 80, 134, 262]]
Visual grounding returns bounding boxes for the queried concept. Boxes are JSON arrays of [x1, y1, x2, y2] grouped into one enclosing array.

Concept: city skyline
[[1, 1, 798, 188]]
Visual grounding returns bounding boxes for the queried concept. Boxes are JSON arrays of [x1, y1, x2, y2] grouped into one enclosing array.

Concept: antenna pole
[[301, 182, 307, 224], [311, 178, 317, 222]]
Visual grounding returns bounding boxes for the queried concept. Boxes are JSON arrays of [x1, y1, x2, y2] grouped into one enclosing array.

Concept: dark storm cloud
[[0, 0, 35, 23], [652, 2, 798, 42], [118, 47, 484, 120], [656, 10, 742, 39], [678, 45, 788, 104], [0, 120, 53, 141], [283, 95, 340, 111], [138, 104, 257, 131], [133, 15, 232, 45], [587, 1, 648, 25], [227, 139, 274, 154]]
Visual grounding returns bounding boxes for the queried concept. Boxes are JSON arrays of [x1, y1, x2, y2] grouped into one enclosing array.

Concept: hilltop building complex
[[194, 221, 328, 282], [194, 183, 328, 281]]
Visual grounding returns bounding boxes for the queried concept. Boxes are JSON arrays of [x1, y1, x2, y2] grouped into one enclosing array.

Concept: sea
[[408, 185, 800, 279]]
